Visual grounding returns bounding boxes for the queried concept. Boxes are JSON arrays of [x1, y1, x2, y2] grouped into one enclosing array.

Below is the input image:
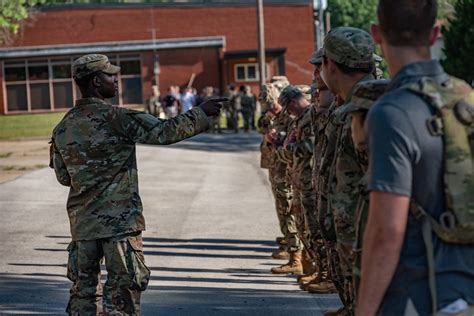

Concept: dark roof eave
[[0, 36, 225, 59]]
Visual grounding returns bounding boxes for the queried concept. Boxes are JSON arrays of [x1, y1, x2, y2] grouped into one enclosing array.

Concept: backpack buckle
[[439, 212, 456, 230], [426, 117, 444, 136]]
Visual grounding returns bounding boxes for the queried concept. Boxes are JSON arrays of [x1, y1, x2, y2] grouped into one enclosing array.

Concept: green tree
[[441, 0, 474, 83], [0, 0, 50, 44], [327, 0, 378, 31]]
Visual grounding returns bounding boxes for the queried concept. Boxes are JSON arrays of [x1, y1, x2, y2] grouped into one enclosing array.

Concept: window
[[3, 54, 143, 113], [6, 85, 27, 111], [4, 59, 71, 113], [234, 63, 269, 82], [54, 82, 73, 108], [30, 83, 51, 110], [117, 55, 142, 105]]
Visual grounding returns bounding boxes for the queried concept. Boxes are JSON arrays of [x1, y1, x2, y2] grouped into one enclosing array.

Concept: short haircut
[[74, 71, 100, 89], [377, 0, 437, 46]]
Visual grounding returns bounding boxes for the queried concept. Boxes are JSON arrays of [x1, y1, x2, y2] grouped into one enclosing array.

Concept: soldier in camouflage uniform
[[320, 27, 376, 315], [259, 77, 293, 260], [258, 83, 285, 254], [272, 85, 330, 281], [303, 49, 339, 294], [336, 80, 390, 299], [49, 54, 224, 315]]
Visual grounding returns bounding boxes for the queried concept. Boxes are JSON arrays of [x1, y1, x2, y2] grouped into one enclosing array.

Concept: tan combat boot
[[298, 271, 320, 290], [271, 248, 290, 260], [270, 250, 303, 275], [307, 279, 337, 294], [276, 236, 287, 245], [301, 250, 315, 275]]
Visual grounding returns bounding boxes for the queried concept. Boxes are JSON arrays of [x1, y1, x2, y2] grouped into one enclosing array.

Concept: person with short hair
[[49, 54, 224, 314], [319, 26, 377, 315], [357, 1, 474, 315]]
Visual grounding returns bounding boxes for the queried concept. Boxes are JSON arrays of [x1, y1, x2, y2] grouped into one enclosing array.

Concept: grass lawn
[[0, 108, 256, 140], [0, 112, 67, 140]]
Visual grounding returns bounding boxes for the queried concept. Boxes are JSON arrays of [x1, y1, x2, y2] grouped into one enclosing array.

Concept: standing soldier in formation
[[320, 27, 376, 315], [49, 54, 224, 314], [305, 48, 338, 295], [258, 82, 287, 254], [276, 85, 331, 290], [261, 77, 294, 260], [336, 79, 390, 299]]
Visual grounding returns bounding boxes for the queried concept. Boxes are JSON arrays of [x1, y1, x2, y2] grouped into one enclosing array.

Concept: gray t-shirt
[[366, 60, 474, 315]]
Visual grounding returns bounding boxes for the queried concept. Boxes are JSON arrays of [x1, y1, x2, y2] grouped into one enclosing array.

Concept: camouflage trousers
[[353, 195, 369, 301], [298, 187, 326, 270], [66, 232, 150, 315], [268, 165, 292, 240], [317, 189, 347, 310], [283, 187, 304, 253], [330, 196, 358, 316]]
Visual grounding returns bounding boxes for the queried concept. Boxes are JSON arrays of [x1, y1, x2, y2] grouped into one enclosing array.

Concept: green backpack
[[402, 76, 474, 313]]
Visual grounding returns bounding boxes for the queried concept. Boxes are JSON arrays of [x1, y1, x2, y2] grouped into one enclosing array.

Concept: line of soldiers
[[257, 0, 474, 312], [257, 23, 435, 315]]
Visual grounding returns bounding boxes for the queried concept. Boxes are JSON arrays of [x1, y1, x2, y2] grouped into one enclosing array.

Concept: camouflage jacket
[[311, 102, 332, 182], [284, 106, 315, 190], [270, 111, 293, 168], [50, 97, 209, 241], [258, 115, 273, 169], [316, 100, 340, 197], [329, 76, 373, 227]]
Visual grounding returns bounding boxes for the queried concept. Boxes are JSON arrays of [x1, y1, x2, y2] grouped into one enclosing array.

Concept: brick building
[[0, 0, 316, 115]]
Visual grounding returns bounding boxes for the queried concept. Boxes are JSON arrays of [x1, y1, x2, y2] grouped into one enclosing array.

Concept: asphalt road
[[0, 132, 341, 315]]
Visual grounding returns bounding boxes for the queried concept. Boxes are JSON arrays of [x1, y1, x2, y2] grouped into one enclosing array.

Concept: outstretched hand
[[199, 98, 228, 117]]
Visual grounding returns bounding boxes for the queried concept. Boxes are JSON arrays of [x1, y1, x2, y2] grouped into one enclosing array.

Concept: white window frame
[[3, 54, 143, 113], [3, 57, 75, 114], [234, 63, 269, 82]]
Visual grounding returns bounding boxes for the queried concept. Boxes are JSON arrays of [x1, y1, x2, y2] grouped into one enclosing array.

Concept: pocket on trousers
[[127, 236, 151, 291], [66, 241, 78, 282]]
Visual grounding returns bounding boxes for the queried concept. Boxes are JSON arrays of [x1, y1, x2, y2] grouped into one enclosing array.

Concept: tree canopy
[[326, 0, 378, 31], [0, 0, 50, 44], [441, 0, 474, 83]]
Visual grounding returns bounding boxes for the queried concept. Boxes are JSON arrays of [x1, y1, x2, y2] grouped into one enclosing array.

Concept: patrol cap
[[259, 83, 281, 111], [309, 48, 324, 65], [323, 26, 375, 69], [339, 79, 390, 114], [270, 76, 290, 90], [73, 54, 120, 80], [278, 84, 311, 110]]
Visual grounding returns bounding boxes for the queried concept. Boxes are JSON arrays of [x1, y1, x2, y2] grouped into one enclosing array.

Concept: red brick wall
[[0, 61, 4, 115], [141, 46, 222, 97], [7, 4, 315, 85]]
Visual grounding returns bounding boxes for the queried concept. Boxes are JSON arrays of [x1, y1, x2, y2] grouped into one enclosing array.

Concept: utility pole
[[257, 0, 266, 88], [313, 0, 328, 49], [148, 28, 160, 88]]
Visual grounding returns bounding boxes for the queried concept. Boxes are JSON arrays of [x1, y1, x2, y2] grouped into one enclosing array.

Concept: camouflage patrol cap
[[339, 79, 390, 114], [323, 27, 375, 69], [278, 84, 311, 109], [73, 54, 120, 80], [270, 76, 290, 90], [309, 48, 324, 65], [259, 83, 280, 111]]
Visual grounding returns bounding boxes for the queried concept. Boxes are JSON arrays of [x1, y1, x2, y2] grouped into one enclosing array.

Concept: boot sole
[[307, 289, 338, 294]]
